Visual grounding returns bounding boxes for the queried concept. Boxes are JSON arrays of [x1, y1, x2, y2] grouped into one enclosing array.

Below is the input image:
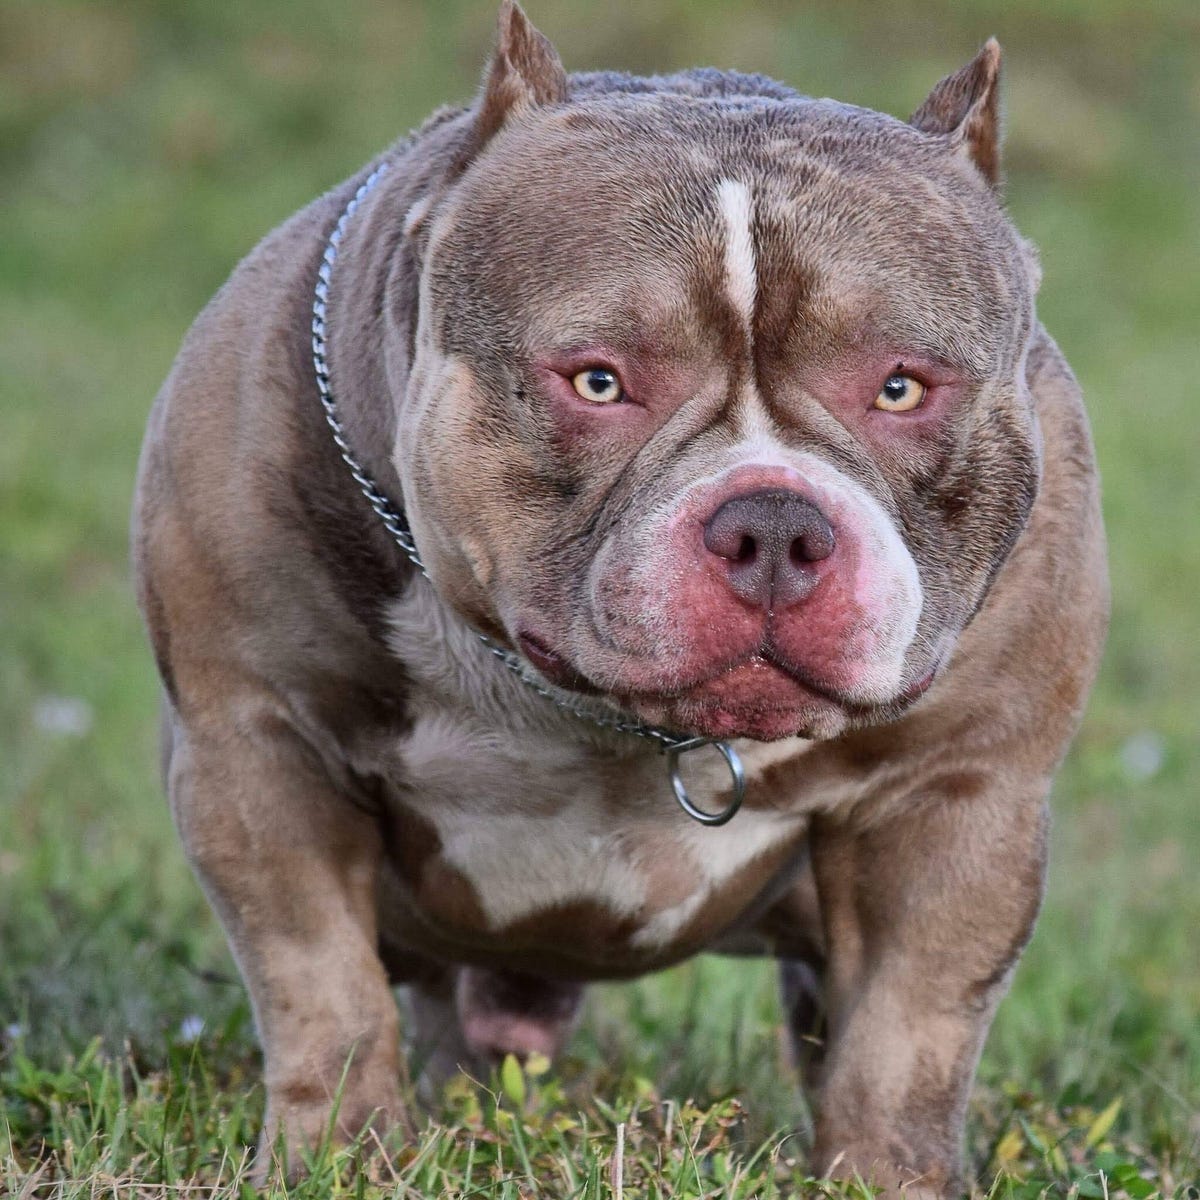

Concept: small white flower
[[177, 1015, 205, 1043], [1118, 731, 1165, 783], [33, 696, 94, 738]]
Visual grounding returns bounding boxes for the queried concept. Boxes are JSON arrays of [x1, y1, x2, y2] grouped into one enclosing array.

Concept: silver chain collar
[[310, 161, 745, 826]]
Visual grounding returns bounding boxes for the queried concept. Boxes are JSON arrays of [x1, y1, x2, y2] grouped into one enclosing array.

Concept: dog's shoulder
[[924, 324, 1108, 766]]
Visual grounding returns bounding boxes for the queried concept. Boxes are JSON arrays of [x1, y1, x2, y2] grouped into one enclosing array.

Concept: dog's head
[[395, 2, 1042, 741]]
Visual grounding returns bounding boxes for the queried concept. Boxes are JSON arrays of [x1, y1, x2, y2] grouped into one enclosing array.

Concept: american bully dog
[[132, 3, 1108, 1193]]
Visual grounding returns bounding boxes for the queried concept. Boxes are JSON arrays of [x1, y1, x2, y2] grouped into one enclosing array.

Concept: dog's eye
[[873, 374, 927, 413], [571, 367, 624, 404]]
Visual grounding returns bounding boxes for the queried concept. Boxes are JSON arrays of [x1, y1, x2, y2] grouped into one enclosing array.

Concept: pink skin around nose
[[563, 465, 920, 739]]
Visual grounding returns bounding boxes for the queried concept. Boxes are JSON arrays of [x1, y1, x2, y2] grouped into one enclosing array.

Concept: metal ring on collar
[[666, 737, 746, 827]]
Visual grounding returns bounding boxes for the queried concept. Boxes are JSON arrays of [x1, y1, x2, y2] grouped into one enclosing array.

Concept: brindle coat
[[132, 4, 1108, 1194]]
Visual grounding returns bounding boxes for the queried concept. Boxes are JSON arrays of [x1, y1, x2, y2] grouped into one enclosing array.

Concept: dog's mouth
[[514, 630, 940, 742]]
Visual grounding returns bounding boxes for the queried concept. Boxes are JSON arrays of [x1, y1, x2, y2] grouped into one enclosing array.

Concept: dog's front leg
[[807, 782, 1049, 1198], [166, 703, 402, 1176]]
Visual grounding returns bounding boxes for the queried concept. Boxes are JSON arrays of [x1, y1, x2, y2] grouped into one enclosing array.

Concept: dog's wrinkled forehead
[[425, 96, 1033, 377]]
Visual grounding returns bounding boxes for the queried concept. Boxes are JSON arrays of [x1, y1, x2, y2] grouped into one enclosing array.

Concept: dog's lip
[[513, 629, 942, 722], [899, 665, 938, 703], [516, 627, 754, 703], [516, 631, 600, 694]]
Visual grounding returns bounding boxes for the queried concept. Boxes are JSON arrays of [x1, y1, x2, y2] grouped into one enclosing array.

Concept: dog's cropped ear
[[910, 39, 1003, 188], [458, 1, 568, 166]]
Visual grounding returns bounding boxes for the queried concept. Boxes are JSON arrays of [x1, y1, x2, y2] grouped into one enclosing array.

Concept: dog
[[132, 3, 1108, 1193]]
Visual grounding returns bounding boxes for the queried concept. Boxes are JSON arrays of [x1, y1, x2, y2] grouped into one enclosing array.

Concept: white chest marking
[[384, 592, 812, 952], [716, 178, 757, 329], [397, 717, 806, 951]]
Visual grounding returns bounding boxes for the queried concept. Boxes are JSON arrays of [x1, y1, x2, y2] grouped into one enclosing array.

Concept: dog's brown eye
[[571, 367, 624, 404], [874, 374, 926, 413]]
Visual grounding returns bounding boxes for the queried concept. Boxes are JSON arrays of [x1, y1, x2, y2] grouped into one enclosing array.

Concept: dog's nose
[[702, 489, 835, 610]]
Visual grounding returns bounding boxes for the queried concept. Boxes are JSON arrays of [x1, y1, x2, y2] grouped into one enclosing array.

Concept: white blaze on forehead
[[715, 179, 757, 328]]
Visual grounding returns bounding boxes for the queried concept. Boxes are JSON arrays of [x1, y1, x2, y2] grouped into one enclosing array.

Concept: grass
[[1, 0, 1198, 1195], [1, 1039, 1185, 1198]]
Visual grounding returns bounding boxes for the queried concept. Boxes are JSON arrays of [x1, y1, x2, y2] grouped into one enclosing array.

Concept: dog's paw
[[254, 1081, 409, 1184], [817, 1145, 957, 1200]]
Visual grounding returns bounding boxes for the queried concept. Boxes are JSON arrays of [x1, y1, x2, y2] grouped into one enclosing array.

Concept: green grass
[[2, 0, 1198, 1196]]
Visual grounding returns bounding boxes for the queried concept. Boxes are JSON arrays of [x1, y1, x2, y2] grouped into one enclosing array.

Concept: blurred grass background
[[1, 0, 1198, 1189]]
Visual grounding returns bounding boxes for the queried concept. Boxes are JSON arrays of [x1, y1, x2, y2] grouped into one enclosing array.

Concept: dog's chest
[[377, 712, 810, 966], [372, 590, 816, 965]]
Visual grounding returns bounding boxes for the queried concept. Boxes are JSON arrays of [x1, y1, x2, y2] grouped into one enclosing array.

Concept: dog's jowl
[[133, 3, 1108, 1193]]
